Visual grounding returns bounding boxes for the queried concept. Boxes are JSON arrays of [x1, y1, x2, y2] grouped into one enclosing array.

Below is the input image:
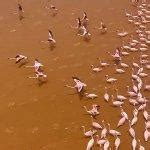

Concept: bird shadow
[[18, 61, 29, 68], [38, 79, 48, 87], [67, 89, 86, 100], [114, 59, 121, 65], [83, 36, 91, 42], [48, 43, 56, 51]]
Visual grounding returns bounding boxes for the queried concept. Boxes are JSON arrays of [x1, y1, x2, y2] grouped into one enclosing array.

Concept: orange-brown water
[[0, 0, 149, 149]]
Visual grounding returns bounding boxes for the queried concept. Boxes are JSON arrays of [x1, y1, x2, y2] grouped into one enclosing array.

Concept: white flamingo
[[86, 136, 94, 150], [103, 139, 110, 150], [128, 120, 135, 138], [85, 93, 98, 99], [129, 98, 139, 106], [145, 121, 150, 129], [117, 116, 126, 128], [131, 114, 138, 126], [117, 29, 128, 37], [133, 105, 138, 116], [120, 62, 129, 68], [106, 75, 117, 84], [132, 137, 137, 150], [120, 106, 128, 119], [104, 87, 109, 102], [127, 86, 137, 97], [112, 95, 124, 107], [143, 109, 149, 121], [132, 80, 138, 93], [114, 134, 121, 150], [96, 135, 107, 147], [101, 120, 107, 139], [138, 139, 145, 150], [115, 89, 127, 101], [81, 126, 96, 137], [107, 123, 121, 136], [138, 103, 146, 111], [83, 105, 100, 116], [98, 58, 110, 67], [114, 64, 125, 74], [91, 65, 102, 72], [144, 127, 150, 142], [91, 116, 102, 129]]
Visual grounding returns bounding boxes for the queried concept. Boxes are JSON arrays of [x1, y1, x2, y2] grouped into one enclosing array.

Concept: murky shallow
[[0, 0, 149, 149]]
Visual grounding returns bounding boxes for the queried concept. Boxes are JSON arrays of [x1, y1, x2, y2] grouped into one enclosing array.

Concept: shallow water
[[0, 0, 149, 149]]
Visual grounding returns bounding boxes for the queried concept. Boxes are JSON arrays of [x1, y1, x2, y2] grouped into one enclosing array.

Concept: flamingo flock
[[7, 0, 149, 149], [66, 0, 150, 149]]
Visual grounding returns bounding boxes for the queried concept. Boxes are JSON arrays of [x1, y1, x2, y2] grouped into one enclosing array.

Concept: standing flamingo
[[104, 87, 110, 102]]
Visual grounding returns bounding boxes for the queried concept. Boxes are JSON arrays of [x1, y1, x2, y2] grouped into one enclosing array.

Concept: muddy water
[[0, 0, 149, 149]]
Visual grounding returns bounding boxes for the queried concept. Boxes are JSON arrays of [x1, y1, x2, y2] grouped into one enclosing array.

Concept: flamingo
[[138, 103, 146, 111], [128, 120, 135, 138], [125, 9, 132, 17], [122, 41, 130, 50], [117, 29, 128, 37], [81, 126, 96, 137], [65, 77, 87, 93], [130, 35, 139, 44], [114, 134, 121, 150], [129, 98, 139, 106], [139, 72, 148, 78], [117, 116, 126, 128], [120, 106, 128, 120], [143, 109, 149, 121], [145, 121, 150, 129], [131, 68, 139, 80], [133, 105, 138, 116], [98, 58, 110, 67], [127, 86, 137, 97], [138, 139, 145, 150], [132, 80, 138, 93], [120, 62, 129, 68], [131, 114, 138, 126], [132, 137, 137, 150], [91, 116, 102, 129], [85, 93, 98, 99], [105, 75, 117, 84], [107, 123, 121, 136], [115, 66, 125, 74], [121, 51, 129, 56], [146, 64, 150, 70], [83, 105, 100, 116], [115, 89, 127, 101], [144, 81, 150, 91], [112, 95, 124, 107], [132, 57, 139, 68], [91, 65, 102, 72], [104, 87, 109, 102], [101, 120, 107, 139], [96, 135, 107, 147], [137, 97, 148, 104], [86, 136, 94, 150], [103, 139, 110, 150], [144, 127, 150, 142]]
